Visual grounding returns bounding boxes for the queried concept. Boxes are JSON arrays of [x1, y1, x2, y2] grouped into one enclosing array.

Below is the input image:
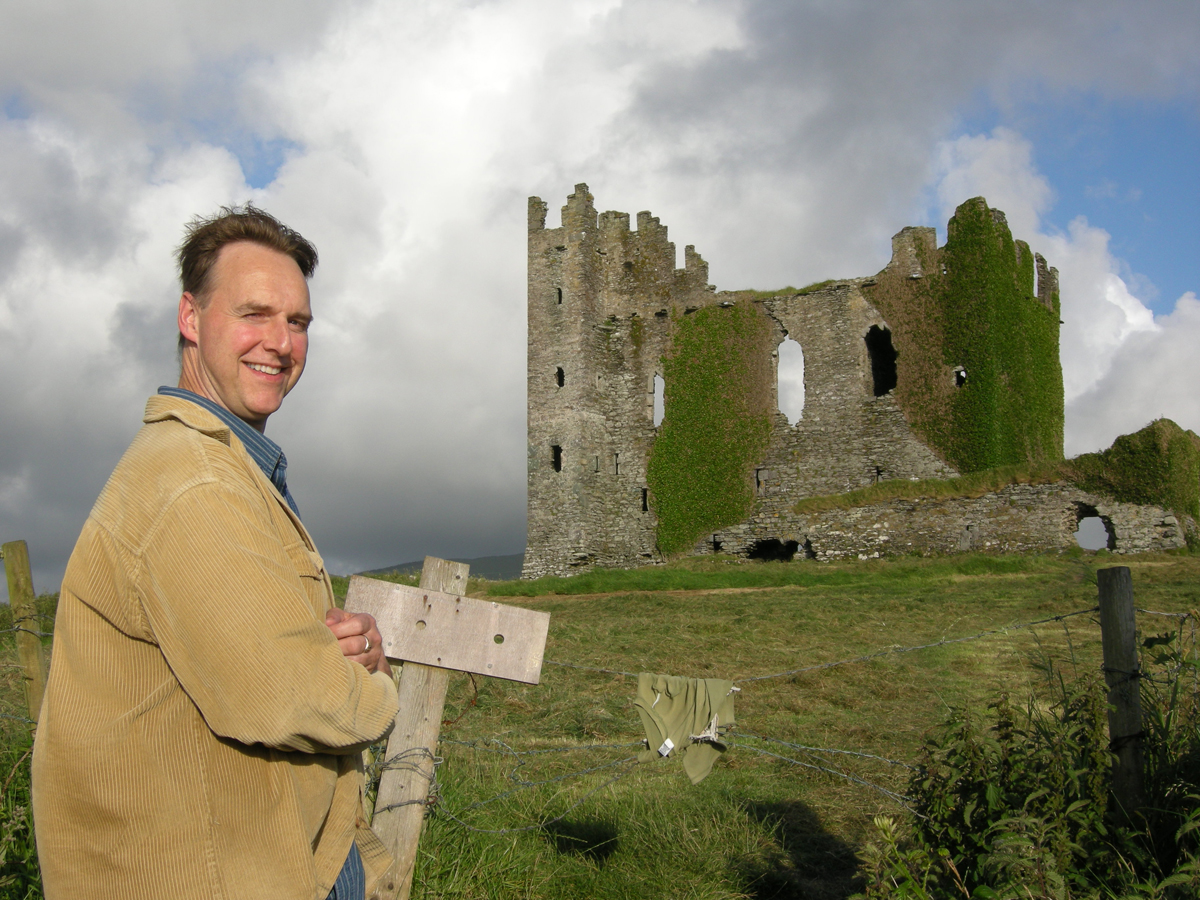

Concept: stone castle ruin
[[524, 185, 1193, 578]]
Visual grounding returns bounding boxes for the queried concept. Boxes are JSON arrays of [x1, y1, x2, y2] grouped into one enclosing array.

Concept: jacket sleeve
[[138, 477, 398, 754]]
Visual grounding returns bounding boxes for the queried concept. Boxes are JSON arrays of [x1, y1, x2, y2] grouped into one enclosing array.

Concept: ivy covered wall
[[1065, 418, 1200, 522], [866, 197, 1064, 474], [647, 301, 773, 555]]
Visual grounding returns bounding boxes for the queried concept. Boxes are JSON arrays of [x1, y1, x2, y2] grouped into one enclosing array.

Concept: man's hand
[[324, 608, 391, 677]]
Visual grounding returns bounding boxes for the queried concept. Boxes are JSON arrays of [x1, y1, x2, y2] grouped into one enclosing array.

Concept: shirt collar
[[156, 387, 300, 518]]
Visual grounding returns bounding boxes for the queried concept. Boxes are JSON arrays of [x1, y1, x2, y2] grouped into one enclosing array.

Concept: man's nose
[[263, 316, 292, 355]]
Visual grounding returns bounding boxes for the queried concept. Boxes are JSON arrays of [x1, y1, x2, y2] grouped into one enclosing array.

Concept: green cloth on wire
[[634, 673, 736, 784]]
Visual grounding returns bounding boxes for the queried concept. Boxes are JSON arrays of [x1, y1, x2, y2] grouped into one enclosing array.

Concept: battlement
[[524, 187, 1064, 578]]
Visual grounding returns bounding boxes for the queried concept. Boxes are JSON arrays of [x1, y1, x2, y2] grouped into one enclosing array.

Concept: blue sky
[[960, 94, 1198, 314], [1, 0, 1198, 597]]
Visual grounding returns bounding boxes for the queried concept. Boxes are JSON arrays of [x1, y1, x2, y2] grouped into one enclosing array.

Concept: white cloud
[[1066, 292, 1200, 454], [2, 0, 1199, 595]]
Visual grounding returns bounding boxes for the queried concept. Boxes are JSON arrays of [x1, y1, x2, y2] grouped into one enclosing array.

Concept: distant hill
[[361, 553, 525, 581]]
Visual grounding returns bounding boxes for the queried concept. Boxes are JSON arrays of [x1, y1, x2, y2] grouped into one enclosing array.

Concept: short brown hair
[[178, 204, 318, 299], [176, 205, 318, 351]]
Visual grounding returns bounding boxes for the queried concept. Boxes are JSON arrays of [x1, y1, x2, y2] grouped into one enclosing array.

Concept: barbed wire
[[368, 747, 442, 816], [726, 740, 914, 811], [543, 660, 638, 678], [1137, 608, 1196, 620], [734, 607, 1099, 684], [431, 760, 639, 835], [734, 732, 917, 771], [0, 625, 53, 638], [441, 737, 644, 757]]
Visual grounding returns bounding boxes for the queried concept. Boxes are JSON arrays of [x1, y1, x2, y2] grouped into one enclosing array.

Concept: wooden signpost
[[345, 557, 550, 900]]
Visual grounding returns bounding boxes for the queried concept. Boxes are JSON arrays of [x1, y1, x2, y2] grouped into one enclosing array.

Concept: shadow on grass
[[735, 800, 862, 900], [542, 818, 619, 865]]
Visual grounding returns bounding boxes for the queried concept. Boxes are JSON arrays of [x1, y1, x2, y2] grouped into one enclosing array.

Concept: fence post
[[2, 540, 47, 725], [1097, 565, 1145, 819]]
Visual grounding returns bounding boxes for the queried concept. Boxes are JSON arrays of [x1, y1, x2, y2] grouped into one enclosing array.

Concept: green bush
[[857, 630, 1200, 899]]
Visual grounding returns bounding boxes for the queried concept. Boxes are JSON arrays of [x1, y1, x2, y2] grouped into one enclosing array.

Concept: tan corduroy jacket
[[32, 395, 399, 900]]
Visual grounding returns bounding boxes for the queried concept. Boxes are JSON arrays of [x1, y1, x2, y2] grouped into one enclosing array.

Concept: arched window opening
[[551, 445, 562, 472], [865, 326, 898, 396], [555, 367, 565, 388], [556, 287, 563, 304], [777, 338, 805, 424], [1074, 504, 1115, 550], [652, 374, 665, 426]]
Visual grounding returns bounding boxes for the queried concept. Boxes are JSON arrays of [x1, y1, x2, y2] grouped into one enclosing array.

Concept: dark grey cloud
[[2, 0, 1198, 598]]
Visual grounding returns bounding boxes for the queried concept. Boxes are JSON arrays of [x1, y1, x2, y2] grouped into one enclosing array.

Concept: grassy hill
[[8, 550, 1200, 898]]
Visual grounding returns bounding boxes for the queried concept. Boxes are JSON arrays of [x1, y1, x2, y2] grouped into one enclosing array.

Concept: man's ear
[[178, 292, 201, 346]]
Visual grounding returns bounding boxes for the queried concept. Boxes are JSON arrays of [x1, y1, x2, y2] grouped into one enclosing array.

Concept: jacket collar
[[143, 394, 233, 444]]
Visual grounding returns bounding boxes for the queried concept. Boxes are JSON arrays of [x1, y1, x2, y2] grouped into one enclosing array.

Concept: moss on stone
[[866, 198, 1064, 475], [647, 301, 774, 555], [1064, 419, 1200, 520], [937, 199, 1064, 472]]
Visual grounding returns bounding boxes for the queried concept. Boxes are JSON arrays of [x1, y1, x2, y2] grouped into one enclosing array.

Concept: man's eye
[[290, 320, 310, 332]]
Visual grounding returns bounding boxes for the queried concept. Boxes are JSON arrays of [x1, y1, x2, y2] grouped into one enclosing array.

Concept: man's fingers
[[325, 610, 372, 639]]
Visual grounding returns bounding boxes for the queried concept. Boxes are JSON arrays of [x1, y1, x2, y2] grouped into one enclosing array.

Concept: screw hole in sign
[[493, 634, 505, 644], [415, 620, 427, 630]]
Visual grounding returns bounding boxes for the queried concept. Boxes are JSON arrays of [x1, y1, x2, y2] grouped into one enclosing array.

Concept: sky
[[1, 0, 1198, 598]]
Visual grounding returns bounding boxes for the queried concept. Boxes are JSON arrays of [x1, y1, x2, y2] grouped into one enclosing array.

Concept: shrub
[[857, 629, 1200, 899]]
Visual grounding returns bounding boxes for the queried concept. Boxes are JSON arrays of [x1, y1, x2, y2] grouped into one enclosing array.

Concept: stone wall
[[524, 185, 967, 578], [703, 482, 1189, 560], [524, 185, 1175, 579]]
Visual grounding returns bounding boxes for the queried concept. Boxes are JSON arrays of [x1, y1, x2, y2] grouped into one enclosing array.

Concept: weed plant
[[0, 733, 39, 899], [857, 627, 1200, 898]]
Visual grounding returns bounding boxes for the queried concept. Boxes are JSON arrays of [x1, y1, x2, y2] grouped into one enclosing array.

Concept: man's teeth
[[247, 363, 282, 375]]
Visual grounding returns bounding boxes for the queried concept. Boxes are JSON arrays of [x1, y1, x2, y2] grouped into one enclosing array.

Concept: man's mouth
[[246, 362, 283, 376]]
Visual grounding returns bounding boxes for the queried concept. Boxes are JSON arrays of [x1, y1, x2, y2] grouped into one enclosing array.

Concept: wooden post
[[368, 557, 464, 900], [1097, 565, 1146, 819], [345, 557, 550, 900], [2, 540, 47, 725]]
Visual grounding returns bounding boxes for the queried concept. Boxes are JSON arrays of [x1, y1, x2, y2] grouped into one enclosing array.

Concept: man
[[32, 207, 399, 900]]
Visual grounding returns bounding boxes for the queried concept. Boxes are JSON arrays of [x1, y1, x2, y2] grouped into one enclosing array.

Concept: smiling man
[[32, 207, 399, 900]]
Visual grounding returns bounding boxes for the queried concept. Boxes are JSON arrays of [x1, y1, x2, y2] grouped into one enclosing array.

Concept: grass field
[[6, 550, 1200, 898]]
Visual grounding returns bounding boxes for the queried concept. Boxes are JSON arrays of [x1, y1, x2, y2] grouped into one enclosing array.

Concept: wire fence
[[6, 588, 1198, 843], [355, 602, 1167, 835]]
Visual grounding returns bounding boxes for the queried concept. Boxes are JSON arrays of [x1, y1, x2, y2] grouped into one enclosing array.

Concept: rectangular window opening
[[552, 445, 562, 472], [641, 488, 648, 512]]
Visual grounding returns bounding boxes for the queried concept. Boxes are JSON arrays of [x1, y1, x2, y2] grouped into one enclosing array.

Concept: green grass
[[11, 552, 1200, 898]]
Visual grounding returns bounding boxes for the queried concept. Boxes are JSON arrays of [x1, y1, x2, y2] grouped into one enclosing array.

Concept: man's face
[[177, 241, 312, 430]]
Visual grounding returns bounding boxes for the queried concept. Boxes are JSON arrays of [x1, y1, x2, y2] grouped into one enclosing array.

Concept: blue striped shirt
[[157, 387, 300, 518]]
